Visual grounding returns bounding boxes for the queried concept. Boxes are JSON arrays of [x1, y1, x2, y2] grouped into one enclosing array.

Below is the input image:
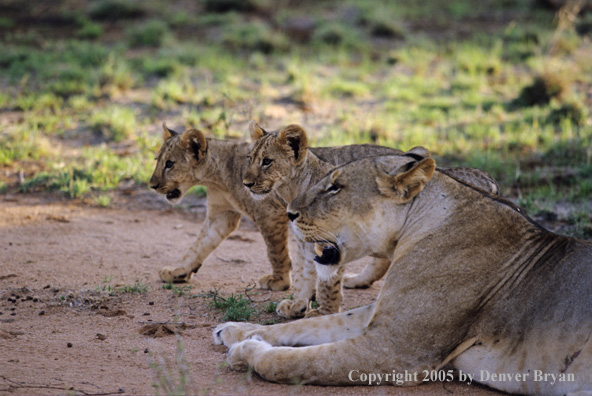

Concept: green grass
[[209, 293, 254, 322], [96, 277, 149, 295], [162, 283, 193, 297], [0, 0, 590, 238], [90, 105, 138, 142]]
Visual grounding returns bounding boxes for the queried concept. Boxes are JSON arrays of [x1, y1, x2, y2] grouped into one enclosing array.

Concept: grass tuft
[[209, 293, 254, 322], [127, 20, 170, 48]]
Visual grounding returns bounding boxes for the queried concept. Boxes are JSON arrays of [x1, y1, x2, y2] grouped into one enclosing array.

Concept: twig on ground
[[0, 375, 124, 395]]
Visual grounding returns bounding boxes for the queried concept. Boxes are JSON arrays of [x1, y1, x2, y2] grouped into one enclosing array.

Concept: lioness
[[243, 121, 500, 317], [214, 152, 591, 395]]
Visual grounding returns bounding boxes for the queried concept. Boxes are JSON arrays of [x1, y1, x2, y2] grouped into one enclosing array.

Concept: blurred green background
[[0, 0, 590, 238]]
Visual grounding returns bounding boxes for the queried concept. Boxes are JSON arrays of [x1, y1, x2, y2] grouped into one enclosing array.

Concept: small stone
[[143, 312, 150, 316], [67, 342, 73, 348], [33, 298, 38, 302], [144, 348, 149, 353], [148, 301, 154, 306], [39, 311, 45, 316]]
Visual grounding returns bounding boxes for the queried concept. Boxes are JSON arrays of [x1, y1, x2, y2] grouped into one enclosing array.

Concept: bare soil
[[0, 193, 505, 396]]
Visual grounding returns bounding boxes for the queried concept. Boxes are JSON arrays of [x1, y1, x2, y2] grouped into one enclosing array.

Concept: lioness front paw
[[343, 273, 372, 289], [213, 322, 263, 347], [258, 274, 290, 291], [276, 298, 308, 319], [159, 266, 192, 283], [227, 337, 271, 371]]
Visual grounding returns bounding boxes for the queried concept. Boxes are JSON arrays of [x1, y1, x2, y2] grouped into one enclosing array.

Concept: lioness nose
[[243, 181, 255, 188], [287, 211, 299, 222]]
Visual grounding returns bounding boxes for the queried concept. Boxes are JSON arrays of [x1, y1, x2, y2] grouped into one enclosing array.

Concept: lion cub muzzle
[[166, 189, 181, 200], [314, 243, 341, 266]]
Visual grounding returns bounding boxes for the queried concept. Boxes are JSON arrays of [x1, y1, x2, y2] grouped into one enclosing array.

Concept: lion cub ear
[[278, 124, 308, 164], [376, 158, 435, 203], [162, 122, 179, 142], [248, 120, 268, 140], [181, 129, 208, 162]]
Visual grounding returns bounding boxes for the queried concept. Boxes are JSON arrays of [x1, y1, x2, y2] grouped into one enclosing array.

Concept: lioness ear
[[278, 124, 308, 164], [376, 158, 435, 203], [181, 129, 208, 162], [329, 168, 342, 184], [405, 146, 430, 160], [248, 120, 268, 140], [162, 122, 179, 142]]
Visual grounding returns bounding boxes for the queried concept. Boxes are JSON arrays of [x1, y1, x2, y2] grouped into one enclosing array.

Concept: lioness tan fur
[[243, 122, 500, 318], [214, 152, 592, 395]]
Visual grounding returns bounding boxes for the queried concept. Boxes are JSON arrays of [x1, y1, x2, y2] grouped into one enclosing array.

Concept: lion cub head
[[242, 121, 308, 199], [149, 123, 208, 204], [287, 153, 435, 266]]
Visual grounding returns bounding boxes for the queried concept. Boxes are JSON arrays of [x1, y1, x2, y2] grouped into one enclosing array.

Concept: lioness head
[[287, 153, 435, 266], [149, 123, 208, 204], [242, 121, 308, 199]]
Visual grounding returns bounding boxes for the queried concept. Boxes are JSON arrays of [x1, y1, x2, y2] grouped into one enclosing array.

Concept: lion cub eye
[[262, 158, 273, 167], [325, 183, 341, 195], [165, 160, 174, 169]]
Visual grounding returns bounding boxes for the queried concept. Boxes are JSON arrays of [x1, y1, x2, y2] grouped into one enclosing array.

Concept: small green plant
[[162, 283, 193, 296], [120, 281, 149, 294], [514, 72, 568, 107], [127, 20, 169, 48], [90, 105, 137, 142], [96, 276, 115, 295], [149, 334, 194, 395], [89, 0, 145, 20], [95, 194, 112, 207], [209, 293, 254, 322], [96, 277, 148, 295], [76, 19, 103, 39], [264, 301, 277, 313]]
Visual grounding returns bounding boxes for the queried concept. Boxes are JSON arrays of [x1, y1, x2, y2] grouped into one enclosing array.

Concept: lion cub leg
[[343, 258, 391, 289], [159, 210, 241, 283], [276, 239, 317, 318], [214, 303, 375, 347], [256, 215, 292, 291], [306, 264, 345, 317]]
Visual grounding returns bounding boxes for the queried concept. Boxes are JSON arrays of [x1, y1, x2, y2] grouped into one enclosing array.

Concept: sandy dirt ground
[[0, 192, 505, 396]]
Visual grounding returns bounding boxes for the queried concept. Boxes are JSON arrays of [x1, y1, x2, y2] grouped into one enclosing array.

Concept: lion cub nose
[[287, 211, 299, 222], [243, 181, 255, 188]]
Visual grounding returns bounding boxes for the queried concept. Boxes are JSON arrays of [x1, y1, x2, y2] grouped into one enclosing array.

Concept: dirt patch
[[0, 194, 503, 396]]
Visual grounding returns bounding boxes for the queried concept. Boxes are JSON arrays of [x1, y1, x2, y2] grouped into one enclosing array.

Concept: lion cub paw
[[276, 298, 308, 319], [213, 322, 262, 347], [303, 308, 324, 318], [258, 274, 290, 291], [343, 273, 372, 289], [158, 266, 192, 283]]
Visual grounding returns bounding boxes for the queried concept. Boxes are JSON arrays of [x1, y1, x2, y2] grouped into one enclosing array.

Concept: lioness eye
[[326, 183, 341, 194], [165, 160, 174, 169], [262, 158, 273, 167]]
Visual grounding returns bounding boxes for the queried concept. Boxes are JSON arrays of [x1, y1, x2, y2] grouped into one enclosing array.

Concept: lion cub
[[150, 124, 292, 291], [243, 122, 500, 318]]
